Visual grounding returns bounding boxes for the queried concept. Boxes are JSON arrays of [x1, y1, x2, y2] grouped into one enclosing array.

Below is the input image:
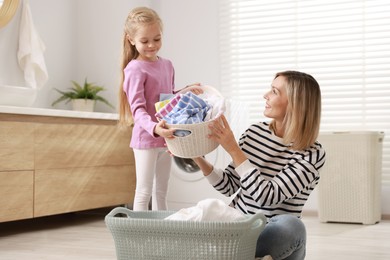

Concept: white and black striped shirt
[[206, 122, 326, 219]]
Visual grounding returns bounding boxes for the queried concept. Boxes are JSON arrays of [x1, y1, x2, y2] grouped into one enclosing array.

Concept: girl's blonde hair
[[118, 7, 163, 127], [270, 70, 322, 150]]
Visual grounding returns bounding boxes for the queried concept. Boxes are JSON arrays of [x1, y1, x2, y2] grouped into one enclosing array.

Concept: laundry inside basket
[[173, 129, 192, 137], [164, 198, 245, 222], [155, 88, 225, 125]]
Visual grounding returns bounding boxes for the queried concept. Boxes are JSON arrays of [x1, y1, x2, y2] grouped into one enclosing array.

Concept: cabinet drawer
[[0, 171, 34, 222], [34, 165, 135, 217], [0, 122, 34, 171], [34, 123, 133, 169]]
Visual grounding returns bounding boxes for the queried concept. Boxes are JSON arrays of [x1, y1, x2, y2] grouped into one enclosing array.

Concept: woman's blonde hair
[[118, 7, 163, 128], [270, 70, 322, 150]]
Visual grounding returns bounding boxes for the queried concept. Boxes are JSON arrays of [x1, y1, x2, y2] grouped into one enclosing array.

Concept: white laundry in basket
[[164, 198, 245, 222]]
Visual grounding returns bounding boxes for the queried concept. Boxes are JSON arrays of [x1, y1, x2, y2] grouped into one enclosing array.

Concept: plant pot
[[71, 99, 96, 112]]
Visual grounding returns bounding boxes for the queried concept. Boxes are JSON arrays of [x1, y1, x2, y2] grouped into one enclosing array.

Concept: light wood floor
[[0, 208, 389, 260]]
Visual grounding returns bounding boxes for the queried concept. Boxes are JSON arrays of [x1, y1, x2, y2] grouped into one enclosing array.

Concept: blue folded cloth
[[161, 92, 210, 124]]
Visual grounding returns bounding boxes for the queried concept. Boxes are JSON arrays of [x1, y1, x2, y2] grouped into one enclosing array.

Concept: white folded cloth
[[165, 198, 245, 222], [17, 0, 48, 89]]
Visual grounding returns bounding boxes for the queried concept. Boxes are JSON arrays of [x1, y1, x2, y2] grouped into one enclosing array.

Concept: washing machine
[[166, 99, 250, 210], [166, 147, 231, 210]]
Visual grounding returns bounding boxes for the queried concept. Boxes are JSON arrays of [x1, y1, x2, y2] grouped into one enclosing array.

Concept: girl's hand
[[185, 83, 203, 95], [154, 120, 175, 139]]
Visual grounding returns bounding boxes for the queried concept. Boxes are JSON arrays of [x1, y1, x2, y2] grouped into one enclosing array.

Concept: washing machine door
[[171, 150, 218, 182]]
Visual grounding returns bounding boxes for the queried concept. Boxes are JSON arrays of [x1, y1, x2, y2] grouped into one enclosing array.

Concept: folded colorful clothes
[[155, 94, 181, 116], [156, 92, 211, 124]]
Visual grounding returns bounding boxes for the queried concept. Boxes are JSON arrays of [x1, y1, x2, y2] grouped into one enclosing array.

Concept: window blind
[[219, 0, 390, 182]]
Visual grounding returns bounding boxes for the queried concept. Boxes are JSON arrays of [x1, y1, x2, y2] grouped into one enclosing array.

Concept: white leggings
[[132, 148, 172, 211]]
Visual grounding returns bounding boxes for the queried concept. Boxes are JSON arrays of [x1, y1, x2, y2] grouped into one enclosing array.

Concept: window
[[219, 0, 390, 182]]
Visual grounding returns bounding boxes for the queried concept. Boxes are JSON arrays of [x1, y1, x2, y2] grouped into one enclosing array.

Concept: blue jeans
[[256, 214, 306, 260]]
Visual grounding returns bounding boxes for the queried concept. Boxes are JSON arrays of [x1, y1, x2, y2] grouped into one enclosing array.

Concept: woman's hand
[[208, 115, 247, 166], [208, 115, 237, 152], [154, 120, 175, 139]]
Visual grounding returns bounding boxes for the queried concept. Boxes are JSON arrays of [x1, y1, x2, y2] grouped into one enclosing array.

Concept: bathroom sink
[[0, 85, 37, 107]]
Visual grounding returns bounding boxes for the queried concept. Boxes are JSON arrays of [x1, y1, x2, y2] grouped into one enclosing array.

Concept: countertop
[[0, 105, 119, 120]]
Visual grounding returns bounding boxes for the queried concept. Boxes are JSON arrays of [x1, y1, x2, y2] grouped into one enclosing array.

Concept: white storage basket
[[318, 131, 384, 224], [164, 85, 224, 158], [105, 207, 266, 260]]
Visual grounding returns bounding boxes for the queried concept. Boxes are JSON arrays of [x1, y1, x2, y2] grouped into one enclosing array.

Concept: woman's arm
[[192, 157, 213, 176], [192, 156, 241, 197]]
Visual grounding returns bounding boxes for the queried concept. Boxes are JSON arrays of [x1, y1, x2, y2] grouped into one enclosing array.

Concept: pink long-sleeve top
[[123, 57, 175, 149]]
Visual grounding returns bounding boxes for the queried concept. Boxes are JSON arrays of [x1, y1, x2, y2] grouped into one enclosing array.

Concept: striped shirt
[[206, 122, 326, 219]]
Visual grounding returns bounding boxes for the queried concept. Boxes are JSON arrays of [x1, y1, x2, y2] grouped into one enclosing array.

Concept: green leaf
[[51, 78, 114, 110]]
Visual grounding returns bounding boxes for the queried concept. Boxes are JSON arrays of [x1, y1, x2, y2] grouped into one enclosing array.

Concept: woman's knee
[[256, 215, 306, 259], [260, 215, 306, 239], [269, 215, 306, 238]]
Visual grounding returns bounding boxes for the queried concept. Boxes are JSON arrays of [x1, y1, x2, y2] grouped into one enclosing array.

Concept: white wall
[[73, 0, 150, 112], [0, 0, 389, 216], [0, 0, 218, 112], [0, 0, 27, 87], [157, 0, 220, 90], [0, 0, 149, 111], [0, 0, 219, 112], [0, 0, 76, 108]]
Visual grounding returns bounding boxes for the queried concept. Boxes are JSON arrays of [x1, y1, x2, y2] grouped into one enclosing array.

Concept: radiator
[[317, 131, 384, 225]]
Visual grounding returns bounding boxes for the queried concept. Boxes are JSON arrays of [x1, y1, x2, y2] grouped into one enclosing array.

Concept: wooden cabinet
[[34, 165, 133, 217], [0, 121, 34, 171], [0, 113, 135, 222], [0, 171, 34, 222], [0, 121, 35, 222]]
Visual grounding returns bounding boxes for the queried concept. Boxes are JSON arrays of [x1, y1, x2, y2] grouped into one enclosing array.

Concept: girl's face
[[130, 22, 162, 61], [263, 76, 288, 122]]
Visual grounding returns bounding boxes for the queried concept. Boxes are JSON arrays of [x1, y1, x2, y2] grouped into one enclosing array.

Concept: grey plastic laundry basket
[[105, 207, 266, 260]]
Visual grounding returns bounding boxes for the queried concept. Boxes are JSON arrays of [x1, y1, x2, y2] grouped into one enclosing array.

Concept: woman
[[193, 71, 326, 259]]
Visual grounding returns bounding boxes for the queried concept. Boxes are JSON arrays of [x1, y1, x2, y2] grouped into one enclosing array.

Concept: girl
[[118, 7, 200, 211], [193, 71, 326, 259]]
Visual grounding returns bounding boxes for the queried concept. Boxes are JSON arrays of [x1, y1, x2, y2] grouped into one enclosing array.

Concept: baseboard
[[302, 210, 390, 220]]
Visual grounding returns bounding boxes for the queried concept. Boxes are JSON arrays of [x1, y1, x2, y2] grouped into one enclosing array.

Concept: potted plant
[[52, 78, 114, 112]]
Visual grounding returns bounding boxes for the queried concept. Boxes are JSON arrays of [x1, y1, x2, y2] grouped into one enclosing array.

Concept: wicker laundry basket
[[164, 85, 224, 158], [105, 207, 266, 260], [318, 131, 384, 224]]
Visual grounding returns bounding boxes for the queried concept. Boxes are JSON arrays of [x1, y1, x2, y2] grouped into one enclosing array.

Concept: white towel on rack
[[17, 0, 48, 89]]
